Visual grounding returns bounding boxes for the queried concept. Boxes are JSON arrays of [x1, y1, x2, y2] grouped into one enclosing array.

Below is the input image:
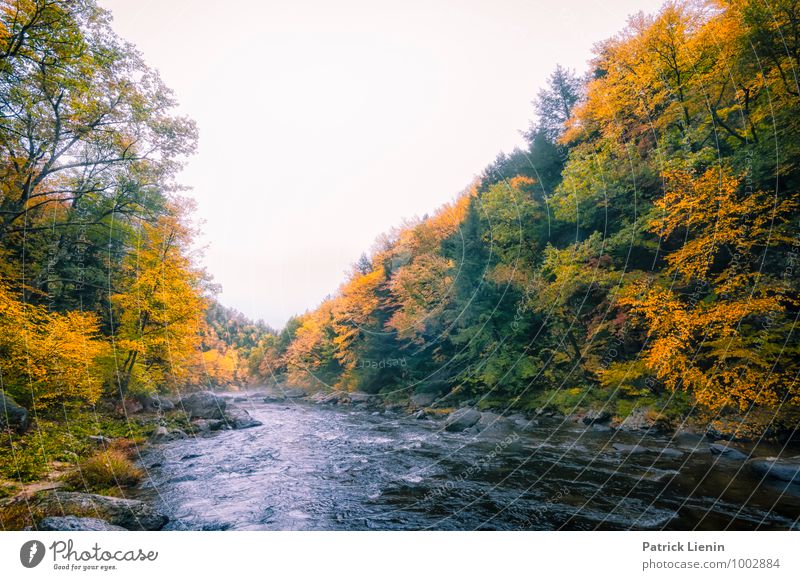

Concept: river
[[133, 396, 800, 530]]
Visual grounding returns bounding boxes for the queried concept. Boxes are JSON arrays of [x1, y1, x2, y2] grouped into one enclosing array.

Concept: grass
[[0, 407, 191, 485], [62, 448, 144, 494]]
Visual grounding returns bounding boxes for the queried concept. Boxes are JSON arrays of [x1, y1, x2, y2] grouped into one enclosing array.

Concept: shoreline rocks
[[33, 515, 127, 531], [0, 391, 29, 432], [223, 407, 262, 429], [35, 491, 169, 530], [748, 457, 800, 483], [709, 442, 749, 461], [444, 407, 482, 432], [150, 426, 188, 443], [177, 391, 227, 420]]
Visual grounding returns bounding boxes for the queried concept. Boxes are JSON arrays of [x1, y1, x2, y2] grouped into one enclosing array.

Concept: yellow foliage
[[112, 204, 206, 395], [620, 165, 800, 413], [0, 278, 106, 408]]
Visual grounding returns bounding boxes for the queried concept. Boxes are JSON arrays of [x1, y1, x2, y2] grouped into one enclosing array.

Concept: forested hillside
[[253, 0, 800, 439], [0, 1, 268, 411]]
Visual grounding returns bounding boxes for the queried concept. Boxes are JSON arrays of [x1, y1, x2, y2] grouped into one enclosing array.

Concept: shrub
[[64, 449, 143, 493]]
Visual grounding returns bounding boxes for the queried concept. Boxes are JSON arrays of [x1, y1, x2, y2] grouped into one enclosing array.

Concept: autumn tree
[[111, 202, 205, 396]]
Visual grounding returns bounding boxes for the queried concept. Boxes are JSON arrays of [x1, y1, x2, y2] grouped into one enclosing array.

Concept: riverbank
[[0, 391, 265, 530], [3, 386, 799, 531]]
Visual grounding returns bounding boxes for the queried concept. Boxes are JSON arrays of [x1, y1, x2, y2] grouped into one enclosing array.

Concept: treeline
[[254, 0, 800, 436], [0, 0, 265, 412]]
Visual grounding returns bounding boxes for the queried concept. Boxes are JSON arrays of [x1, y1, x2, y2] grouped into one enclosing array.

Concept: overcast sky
[[98, 0, 664, 329]]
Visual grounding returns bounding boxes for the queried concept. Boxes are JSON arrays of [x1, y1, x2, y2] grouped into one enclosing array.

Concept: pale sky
[[99, 0, 663, 329]]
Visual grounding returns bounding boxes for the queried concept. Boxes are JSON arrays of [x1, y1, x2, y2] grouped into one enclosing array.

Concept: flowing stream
[[133, 396, 800, 530]]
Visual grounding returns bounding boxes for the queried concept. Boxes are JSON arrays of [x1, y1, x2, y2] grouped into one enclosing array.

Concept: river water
[[134, 397, 800, 530]]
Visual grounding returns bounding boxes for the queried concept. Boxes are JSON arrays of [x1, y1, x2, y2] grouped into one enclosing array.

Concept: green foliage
[[0, 410, 153, 483], [261, 1, 800, 437]]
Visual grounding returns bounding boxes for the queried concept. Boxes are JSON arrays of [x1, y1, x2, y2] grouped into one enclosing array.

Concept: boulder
[[223, 407, 262, 429], [709, 442, 749, 461], [612, 443, 649, 454], [659, 448, 684, 459], [282, 387, 308, 399], [614, 407, 671, 432], [444, 407, 482, 432], [582, 409, 611, 425], [475, 412, 513, 433], [748, 457, 800, 483], [0, 391, 29, 432], [178, 391, 226, 420], [191, 419, 225, 434], [139, 394, 175, 413], [410, 392, 437, 408], [149, 426, 188, 443], [35, 516, 126, 531], [509, 415, 539, 431], [309, 391, 348, 405], [348, 392, 371, 405], [38, 492, 168, 530]]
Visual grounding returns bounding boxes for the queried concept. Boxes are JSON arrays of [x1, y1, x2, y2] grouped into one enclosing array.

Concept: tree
[[0, 276, 106, 408], [0, 0, 196, 311], [111, 202, 206, 396]]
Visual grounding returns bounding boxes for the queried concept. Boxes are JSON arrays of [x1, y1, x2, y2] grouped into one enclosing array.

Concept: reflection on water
[[134, 399, 800, 530]]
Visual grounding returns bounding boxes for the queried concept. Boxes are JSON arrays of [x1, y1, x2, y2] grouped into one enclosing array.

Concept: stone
[[35, 516, 126, 531], [709, 442, 749, 461], [0, 391, 29, 432], [612, 443, 649, 454], [191, 419, 225, 434], [139, 394, 175, 413], [150, 426, 188, 443], [659, 448, 684, 459], [614, 407, 671, 432], [37, 492, 168, 530], [444, 407, 482, 432], [475, 412, 513, 433], [410, 392, 437, 408], [348, 392, 371, 405], [511, 416, 539, 431], [223, 407, 262, 429], [178, 391, 227, 419], [582, 409, 611, 425], [748, 457, 800, 483]]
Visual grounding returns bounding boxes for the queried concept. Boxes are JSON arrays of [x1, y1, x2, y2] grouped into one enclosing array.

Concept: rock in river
[[410, 392, 437, 408], [150, 426, 188, 443], [474, 411, 513, 434], [709, 442, 749, 461], [582, 409, 611, 425], [37, 492, 168, 530], [177, 391, 227, 420], [35, 516, 126, 531], [224, 406, 262, 429], [748, 457, 800, 483], [444, 407, 482, 432]]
